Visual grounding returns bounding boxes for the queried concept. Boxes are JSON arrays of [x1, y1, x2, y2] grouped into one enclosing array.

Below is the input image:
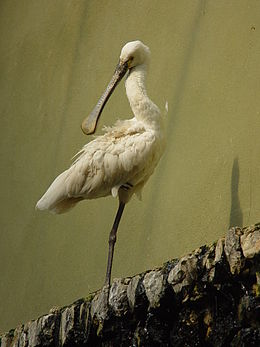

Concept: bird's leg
[[105, 201, 125, 287]]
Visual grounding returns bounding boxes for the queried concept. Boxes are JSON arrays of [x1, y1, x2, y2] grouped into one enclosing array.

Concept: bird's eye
[[127, 56, 134, 67]]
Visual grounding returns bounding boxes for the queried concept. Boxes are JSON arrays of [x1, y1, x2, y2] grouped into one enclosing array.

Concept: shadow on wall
[[229, 157, 243, 228]]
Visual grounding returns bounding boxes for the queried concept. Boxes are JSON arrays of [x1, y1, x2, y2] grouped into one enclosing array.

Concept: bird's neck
[[125, 64, 161, 129]]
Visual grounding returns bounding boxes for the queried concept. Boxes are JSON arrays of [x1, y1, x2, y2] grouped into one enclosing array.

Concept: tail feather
[[36, 170, 82, 214], [49, 197, 83, 214]]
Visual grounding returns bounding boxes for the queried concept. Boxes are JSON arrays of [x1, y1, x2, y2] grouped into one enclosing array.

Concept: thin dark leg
[[105, 201, 125, 287]]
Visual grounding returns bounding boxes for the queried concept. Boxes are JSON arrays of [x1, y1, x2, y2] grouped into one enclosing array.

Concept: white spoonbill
[[36, 40, 166, 287]]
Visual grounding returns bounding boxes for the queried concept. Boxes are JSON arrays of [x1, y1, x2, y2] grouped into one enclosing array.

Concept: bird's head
[[119, 40, 150, 69], [81, 40, 150, 135]]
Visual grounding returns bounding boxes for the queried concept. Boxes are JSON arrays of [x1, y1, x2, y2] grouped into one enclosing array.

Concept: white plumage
[[36, 40, 165, 214], [36, 40, 166, 285]]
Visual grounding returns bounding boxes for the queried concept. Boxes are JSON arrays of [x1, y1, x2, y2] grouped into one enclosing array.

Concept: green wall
[[1, 0, 260, 332]]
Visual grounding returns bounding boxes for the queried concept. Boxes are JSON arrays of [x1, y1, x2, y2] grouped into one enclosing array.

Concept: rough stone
[[9, 325, 22, 347], [168, 253, 198, 294], [60, 299, 91, 346], [18, 323, 28, 347], [108, 278, 129, 316], [215, 237, 225, 263], [60, 306, 75, 346], [143, 270, 164, 308], [90, 286, 109, 321], [24, 312, 59, 347], [28, 319, 43, 347], [224, 227, 243, 274], [241, 226, 260, 258], [19, 322, 30, 347], [0, 333, 12, 347], [127, 274, 141, 310], [1, 223, 260, 346], [200, 244, 216, 282]]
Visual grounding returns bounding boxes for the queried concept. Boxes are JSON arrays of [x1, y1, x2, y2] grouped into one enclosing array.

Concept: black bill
[[81, 60, 129, 135]]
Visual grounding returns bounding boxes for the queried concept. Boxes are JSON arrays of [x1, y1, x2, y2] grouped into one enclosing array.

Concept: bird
[[36, 40, 166, 287]]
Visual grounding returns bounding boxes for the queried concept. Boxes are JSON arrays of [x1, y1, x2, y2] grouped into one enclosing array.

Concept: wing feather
[[36, 119, 160, 213]]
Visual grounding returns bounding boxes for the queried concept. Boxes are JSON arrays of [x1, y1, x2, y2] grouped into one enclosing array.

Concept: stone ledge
[[1, 223, 260, 346]]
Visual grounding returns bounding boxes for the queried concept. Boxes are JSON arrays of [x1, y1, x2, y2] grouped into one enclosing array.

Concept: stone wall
[[1, 224, 260, 346]]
